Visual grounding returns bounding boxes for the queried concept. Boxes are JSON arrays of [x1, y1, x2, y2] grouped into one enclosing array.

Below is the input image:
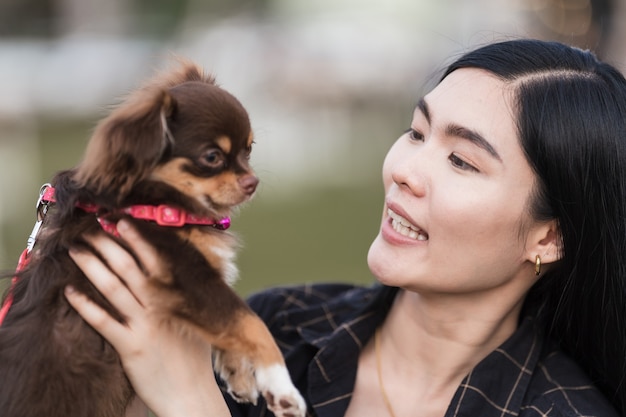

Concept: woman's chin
[[367, 234, 399, 285]]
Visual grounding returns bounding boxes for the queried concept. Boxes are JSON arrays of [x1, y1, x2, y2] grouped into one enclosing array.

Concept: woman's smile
[[383, 204, 429, 243], [388, 208, 429, 241]]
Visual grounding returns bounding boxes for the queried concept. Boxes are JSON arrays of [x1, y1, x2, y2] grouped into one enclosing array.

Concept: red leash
[[0, 250, 29, 325], [0, 184, 230, 326]]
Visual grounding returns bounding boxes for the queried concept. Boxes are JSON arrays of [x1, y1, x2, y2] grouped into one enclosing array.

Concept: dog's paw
[[213, 349, 259, 404], [256, 364, 307, 417]]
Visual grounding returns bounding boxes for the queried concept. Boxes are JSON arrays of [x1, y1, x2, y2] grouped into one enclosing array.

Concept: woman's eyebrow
[[446, 124, 502, 162], [416, 97, 502, 163], [416, 98, 431, 124]]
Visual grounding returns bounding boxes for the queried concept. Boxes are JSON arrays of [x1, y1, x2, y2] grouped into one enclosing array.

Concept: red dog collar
[[48, 186, 231, 233], [40, 186, 231, 229], [0, 185, 230, 326]]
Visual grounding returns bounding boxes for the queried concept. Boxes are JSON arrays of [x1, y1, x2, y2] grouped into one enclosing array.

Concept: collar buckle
[[154, 205, 186, 227]]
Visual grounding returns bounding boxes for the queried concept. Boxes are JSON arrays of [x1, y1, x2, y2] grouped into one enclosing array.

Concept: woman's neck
[[381, 288, 524, 393], [346, 287, 528, 417]]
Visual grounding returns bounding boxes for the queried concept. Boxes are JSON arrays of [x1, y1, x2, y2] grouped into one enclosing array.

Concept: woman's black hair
[[443, 39, 626, 414]]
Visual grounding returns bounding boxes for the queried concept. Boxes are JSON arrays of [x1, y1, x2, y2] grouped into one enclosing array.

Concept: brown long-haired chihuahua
[[0, 61, 306, 417]]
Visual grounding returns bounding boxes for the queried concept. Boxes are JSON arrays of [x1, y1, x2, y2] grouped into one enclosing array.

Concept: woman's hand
[[64, 220, 231, 417]]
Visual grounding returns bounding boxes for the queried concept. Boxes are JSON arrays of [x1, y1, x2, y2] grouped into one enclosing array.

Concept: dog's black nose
[[238, 175, 259, 195]]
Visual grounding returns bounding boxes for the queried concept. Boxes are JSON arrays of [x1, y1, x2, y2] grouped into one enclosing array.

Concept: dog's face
[[73, 62, 258, 217], [150, 81, 258, 217]]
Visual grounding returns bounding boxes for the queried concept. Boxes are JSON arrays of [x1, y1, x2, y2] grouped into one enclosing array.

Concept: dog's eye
[[201, 149, 226, 169]]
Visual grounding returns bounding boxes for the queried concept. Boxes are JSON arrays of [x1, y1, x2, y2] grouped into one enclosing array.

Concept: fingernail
[[117, 219, 130, 232], [65, 285, 75, 294], [68, 247, 81, 257]]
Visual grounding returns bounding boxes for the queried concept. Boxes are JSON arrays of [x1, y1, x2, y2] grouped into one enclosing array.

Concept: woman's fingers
[[81, 220, 167, 306], [69, 244, 142, 318], [116, 220, 165, 280], [64, 284, 129, 348], [66, 221, 231, 417], [68, 221, 167, 339]]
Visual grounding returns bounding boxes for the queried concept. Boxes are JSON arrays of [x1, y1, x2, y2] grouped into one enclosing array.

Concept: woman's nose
[[389, 147, 429, 198]]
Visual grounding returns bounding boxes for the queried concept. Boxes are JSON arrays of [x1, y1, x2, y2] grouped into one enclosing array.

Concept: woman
[[65, 39, 625, 416]]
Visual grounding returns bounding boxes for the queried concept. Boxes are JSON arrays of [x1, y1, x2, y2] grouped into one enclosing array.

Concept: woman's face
[[368, 68, 542, 295]]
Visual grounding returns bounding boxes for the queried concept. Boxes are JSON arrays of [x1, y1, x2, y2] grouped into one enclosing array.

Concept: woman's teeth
[[387, 209, 428, 241]]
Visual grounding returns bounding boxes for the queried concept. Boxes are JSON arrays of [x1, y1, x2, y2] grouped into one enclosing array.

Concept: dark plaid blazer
[[222, 283, 618, 416]]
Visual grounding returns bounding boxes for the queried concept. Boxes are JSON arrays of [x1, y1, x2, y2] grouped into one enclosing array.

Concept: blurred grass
[[232, 183, 382, 296]]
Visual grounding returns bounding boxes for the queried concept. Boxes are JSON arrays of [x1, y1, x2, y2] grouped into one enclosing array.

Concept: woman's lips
[[386, 207, 429, 241]]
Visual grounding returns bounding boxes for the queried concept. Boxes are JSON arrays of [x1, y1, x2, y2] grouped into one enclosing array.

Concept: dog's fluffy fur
[[0, 61, 306, 417]]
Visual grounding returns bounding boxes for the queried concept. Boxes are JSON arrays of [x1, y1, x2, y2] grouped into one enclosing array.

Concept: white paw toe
[[256, 364, 306, 417]]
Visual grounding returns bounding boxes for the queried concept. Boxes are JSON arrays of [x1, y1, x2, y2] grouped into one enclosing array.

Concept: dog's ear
[[73, 88, 176, 201]]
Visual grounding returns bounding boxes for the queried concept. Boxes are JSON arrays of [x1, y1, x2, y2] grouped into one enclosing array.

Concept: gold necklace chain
[[375, 327, 398, 417]]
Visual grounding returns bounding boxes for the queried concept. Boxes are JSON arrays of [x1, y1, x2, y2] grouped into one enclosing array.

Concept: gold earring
[[535, 255, 541, 276]]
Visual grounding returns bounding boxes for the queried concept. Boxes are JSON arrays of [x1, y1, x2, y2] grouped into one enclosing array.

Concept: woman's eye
[[449, 153, 478, 172], [406, 128, 424, 141], [201, 150, 225, 168]]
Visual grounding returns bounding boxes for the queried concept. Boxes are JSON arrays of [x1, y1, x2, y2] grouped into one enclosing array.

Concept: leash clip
[[26, 183, 53, 253], [25, 220, 43, 253], [35, 183, 53, 221]]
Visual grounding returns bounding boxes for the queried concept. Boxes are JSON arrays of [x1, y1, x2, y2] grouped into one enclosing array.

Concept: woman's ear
[[73, 89, 176, 202], [525, 219, 562, 267]]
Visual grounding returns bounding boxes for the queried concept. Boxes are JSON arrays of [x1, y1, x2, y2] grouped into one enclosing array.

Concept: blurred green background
[[1, 0, 624, 298]]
